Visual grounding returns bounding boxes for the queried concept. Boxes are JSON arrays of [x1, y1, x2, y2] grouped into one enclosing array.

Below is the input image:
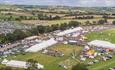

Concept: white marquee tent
[[25, 36, 38, 40], [1, 59, 9, 64], [56, 27, 83, 36], [25, 38, 58, 52], [88, 40, 115, 49], [2, 60, 44, 69]]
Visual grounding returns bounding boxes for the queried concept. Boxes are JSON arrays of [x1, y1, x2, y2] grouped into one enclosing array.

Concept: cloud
[[0, 0, 115, 7], [75, 0, 115, 7]]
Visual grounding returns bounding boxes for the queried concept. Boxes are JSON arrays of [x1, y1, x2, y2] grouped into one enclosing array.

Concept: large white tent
[[25, 36, 38, 40], [25, 38, 58, 52], [56, 27, 83, 36], [88, 40, 115, 49], [2, 60, 44, 69], [1, 59, 9, 64]]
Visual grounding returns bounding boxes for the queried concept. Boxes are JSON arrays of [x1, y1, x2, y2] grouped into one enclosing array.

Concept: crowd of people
[[80, 45, 115, 66], [0, 36, 43, 58], [0, 22, 32, 34]]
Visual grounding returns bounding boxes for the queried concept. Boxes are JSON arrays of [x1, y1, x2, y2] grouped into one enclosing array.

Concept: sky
[[0, 0, 115, 7]]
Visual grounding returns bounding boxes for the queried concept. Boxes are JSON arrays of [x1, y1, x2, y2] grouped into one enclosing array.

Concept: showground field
[[1, 28, 115, 70], [2, 44, 82, 70], [86, 29, 115, 70]]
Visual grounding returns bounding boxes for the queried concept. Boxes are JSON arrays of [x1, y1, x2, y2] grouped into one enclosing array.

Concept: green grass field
[[86, 29, 115, 43], [88, 55, 115, 70]]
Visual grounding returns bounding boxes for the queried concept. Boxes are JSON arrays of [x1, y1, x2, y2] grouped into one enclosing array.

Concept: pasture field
[[86, 29, 115, 43], [1, 11, 33, 16], [21, 18, 115, 25], [21, 19, 97, 25]]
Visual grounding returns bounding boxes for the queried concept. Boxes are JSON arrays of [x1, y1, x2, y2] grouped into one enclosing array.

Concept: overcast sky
[[0, 0, 115, 7]]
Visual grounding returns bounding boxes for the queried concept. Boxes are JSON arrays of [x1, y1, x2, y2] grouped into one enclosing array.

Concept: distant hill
[[0, 4, 115, 13]]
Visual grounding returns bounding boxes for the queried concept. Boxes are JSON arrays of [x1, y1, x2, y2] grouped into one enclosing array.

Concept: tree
[[85, 21, 91, 25], [104, 18, 108, 23], [45, 26, 52, 33], [25, 30, 33, 37], [69, 21, 80, 27], [0, 34, 7, 44], [102, 15, 108, 19], [53, 15, 61, 20], [5, 30, 28, 43], [98, 19, 106, 25], [6, 33, 16, 42], [49, 15, 52, 20], [92, 21, 97, 25], [50, 24, 59, 31], [112, 21, 115, 25], [30, 28, 39, 35], [72, 63, 88, 70], [13, 29, 27, 40], [59, 23, 68, 30], [26, 59, 38, 70], [37, 25, 46, 34]]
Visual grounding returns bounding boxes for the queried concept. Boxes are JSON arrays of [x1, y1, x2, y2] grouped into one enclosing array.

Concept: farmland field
[[21, 18, 115, 25]]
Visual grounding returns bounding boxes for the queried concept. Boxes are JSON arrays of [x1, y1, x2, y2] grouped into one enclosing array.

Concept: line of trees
[[0, 18, 114, 44], [84, 19, 107, 25], [112, 21, 115, 25], [75, 16, 94, 19], [37, 14, 61, 20], [102, 15, 115, 19], [0, 21, 80, 44], [0, 30, 30, 44], [98, 19, 107, 25], [30, 21, 80, 35], [0, 14, 61, 21]]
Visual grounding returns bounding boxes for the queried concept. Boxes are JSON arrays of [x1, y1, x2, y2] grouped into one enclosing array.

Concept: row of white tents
[[88, 40, 115, 49], [3, 27, 114, 69], [2, 59, 44, 69], [56, 27, 83, 36], [25, 27, 83, 52], [25, 38, 58, 52]]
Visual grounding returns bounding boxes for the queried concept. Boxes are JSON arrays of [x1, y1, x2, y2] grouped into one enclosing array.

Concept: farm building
[[2, 60, 44, 69], [25, 38, 58, 52], [88, 40, 115, 49]]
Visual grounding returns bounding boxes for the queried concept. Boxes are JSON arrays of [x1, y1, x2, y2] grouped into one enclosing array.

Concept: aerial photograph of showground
[[0, 0, 115, 70]]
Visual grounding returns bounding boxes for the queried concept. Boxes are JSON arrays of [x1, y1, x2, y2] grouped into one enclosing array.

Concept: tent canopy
[[56, 27, 83, 36], [25, 38, 58, 52], [2, 60, 44, 69], [88, 40, 115, 49]]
